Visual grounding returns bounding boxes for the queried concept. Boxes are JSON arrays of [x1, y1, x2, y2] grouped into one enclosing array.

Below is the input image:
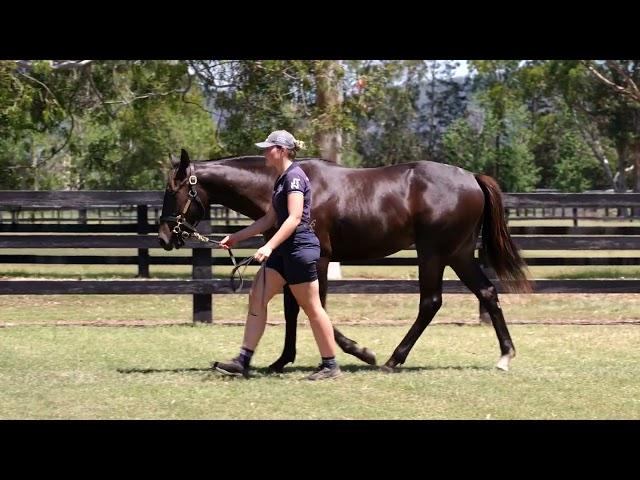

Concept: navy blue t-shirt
[[272, 163, 319, 253]]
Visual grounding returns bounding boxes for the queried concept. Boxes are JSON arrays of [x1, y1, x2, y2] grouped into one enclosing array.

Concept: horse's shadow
[[117, 367, 212, 374], [116, 364, 491, 375]]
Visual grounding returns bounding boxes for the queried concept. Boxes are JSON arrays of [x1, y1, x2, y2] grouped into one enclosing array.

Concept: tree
[[581, 61, 640, 193], [0, 60, 218, 190], [583, 60, 640, 104], [418, 60, 469, 161], [464, 61, 540, 191], [443, 107, 496, 174], [443, 102, 539, 191], [552, 129, 603, 192], [546, 60, 640, 192], [347, 60, 429, 166], [314, 61, 344, 163], [191, 60, 320, 157], [191, 60, 430, 167]]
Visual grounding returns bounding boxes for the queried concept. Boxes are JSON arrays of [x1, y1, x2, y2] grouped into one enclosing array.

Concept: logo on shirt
[[290, 178, 301, 190], [276, 184, 284, 195]]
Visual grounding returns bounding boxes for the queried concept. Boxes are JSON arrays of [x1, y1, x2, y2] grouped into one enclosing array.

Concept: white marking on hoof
[[496, 355, 511, 371]]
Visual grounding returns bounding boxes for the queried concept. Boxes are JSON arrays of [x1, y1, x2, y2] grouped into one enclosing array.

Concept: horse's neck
[[198, 160, 273, 220]]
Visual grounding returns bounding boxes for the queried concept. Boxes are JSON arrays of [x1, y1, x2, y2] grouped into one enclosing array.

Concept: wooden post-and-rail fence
[[1, 191, 640, 323]]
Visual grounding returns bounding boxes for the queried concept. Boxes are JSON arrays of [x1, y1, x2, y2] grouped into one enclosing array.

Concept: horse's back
[[299, 159, 483, 217], [298, 158, 480, 189], [293, 159, 485, 259]]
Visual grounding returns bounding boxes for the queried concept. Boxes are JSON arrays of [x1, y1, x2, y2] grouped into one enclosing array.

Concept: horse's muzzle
[[158, 224, 178, 251], [158, 236, 174, 251]]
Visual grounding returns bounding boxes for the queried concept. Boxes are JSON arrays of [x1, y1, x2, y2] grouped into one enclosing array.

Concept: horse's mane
[[195, 155, 336, 165], [197, 155, 257, 163]]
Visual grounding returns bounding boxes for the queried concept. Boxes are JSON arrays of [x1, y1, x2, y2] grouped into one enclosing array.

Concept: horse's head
[[158, 148, 208, 250]]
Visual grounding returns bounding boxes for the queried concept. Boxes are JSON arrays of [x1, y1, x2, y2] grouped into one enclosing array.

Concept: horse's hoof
[[358, 348, 377, 366], [266, 362, 289, 374], [496, 355, 511, 371], [380, 364, 396, 373]]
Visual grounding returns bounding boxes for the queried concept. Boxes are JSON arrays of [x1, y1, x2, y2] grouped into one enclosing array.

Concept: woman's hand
[[254, 245, 273, 263], [218, 234, 238, 250]]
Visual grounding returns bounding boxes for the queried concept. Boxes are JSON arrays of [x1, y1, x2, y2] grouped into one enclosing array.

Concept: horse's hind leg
[[479, 303, 492, 324], [319, 257, 376, 366], [268, 257, 376, 372], [267, 284, 299, 373], [450, 255, 516, 371], [382, 255, 445, 372], [333, 329, 377, 365]]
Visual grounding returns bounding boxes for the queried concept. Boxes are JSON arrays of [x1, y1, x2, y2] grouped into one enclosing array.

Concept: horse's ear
[[176, 148, 190, 179], [170, 153, 179, 168], [180, 148, 190, 165]]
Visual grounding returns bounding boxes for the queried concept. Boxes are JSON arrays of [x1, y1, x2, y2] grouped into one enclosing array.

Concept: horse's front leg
[[267, 284, 299, 373]]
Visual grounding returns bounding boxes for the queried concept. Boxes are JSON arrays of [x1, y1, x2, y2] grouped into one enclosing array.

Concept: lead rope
[[205, 237, 257, 293]]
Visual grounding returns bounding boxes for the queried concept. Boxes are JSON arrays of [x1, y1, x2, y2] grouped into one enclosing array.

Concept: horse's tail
[[475, 174, 533, 293]]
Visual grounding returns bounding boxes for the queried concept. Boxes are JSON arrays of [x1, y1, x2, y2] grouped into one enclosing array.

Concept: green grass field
[[1, 324, 638, 419], [1, 293, 639, 325]]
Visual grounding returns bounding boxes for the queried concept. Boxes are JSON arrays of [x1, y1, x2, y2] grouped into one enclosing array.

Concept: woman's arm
[[219, 208, 276, 249]]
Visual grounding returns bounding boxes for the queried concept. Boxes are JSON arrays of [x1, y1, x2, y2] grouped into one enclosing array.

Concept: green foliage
[[443, 101, 539, 191], [198, 60, 431, 166], [461, 62, 539, 191], [442, 112, 495, 174], [348, 61, 429, 166], [0, 138, 24, 189], [496, 104, 540, 192], [205, 60, 317, 156], [552, 130, 603, 192], [418, 60, 469, 160], [3, 59, 640, 192], [545, 60, 640, 191], [353, 81, 428, 166], [0, 61, 218, 190]]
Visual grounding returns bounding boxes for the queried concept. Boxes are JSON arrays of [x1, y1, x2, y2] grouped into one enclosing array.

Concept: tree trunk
[[615, 143, 629, 192], [615, 142, 630, 217], [314, 61, 343, 164], [633, 110, 640, 194], [632, 138, 640, 216], [574, 118, 616, 190], [315, 61, 344, 277], [30, 140, 38, 191]]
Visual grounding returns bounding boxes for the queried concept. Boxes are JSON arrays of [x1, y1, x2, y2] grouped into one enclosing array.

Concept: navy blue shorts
[[265, 246, 320, 285]]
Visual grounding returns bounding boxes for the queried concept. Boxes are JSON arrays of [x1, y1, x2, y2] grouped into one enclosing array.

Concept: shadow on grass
[[117, 363, 491, 376], [117, 367, 212, 374]]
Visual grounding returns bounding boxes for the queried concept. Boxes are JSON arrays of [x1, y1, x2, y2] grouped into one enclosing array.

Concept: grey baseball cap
[[255, 130, 296, 150]]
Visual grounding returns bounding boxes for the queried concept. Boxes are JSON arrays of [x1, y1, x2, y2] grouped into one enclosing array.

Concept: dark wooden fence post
[[137, 205, 150, 278], [193, 207, 212, 323]]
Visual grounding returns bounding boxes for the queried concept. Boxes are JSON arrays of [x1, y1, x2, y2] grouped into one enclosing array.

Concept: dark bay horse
[[158, 149, 531, 372]]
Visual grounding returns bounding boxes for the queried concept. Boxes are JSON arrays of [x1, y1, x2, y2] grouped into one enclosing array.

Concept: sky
[[453, 60, 470, 77]]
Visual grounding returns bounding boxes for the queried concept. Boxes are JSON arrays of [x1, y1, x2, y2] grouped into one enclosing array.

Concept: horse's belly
[[330, 230, 413, 260]]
